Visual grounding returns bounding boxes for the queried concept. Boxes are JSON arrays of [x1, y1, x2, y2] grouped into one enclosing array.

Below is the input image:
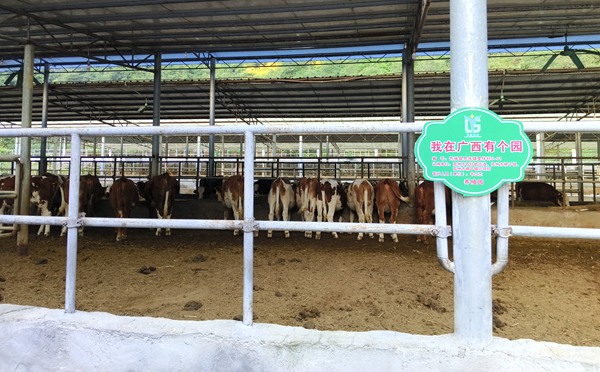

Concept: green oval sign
[[415, 107, 533, 196]]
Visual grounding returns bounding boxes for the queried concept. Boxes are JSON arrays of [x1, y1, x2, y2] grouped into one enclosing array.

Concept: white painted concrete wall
[[1, 304, 598, 372]]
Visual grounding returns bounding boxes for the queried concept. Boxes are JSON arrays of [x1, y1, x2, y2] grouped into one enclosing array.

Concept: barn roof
[[0, 0, 599, 145]]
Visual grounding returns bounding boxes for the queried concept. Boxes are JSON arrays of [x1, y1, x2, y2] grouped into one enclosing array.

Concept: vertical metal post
[[402, 45, 416, 201], [208, 56, 216, 177], [39, 62, 50, 175], [298, 135, 304, 178], [65, 133, 82, 313], [16, 43, 34, 256], [242, 131, 256, 325], [151, 53, 161, 177], [450, 0, 493, 344], [535, 133, 545, 179], [575, 132, 584, 202]]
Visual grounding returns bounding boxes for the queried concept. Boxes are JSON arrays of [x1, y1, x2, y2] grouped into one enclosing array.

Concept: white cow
[[267, 177, 296, 238], [316, 179, 345, 240], [346, 179, 375, 240]]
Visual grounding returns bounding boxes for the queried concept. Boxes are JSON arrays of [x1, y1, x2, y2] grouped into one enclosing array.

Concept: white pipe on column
[[242, 131, 256, 326], [450, 0, 493, 344], [65, 134, 82, 313]]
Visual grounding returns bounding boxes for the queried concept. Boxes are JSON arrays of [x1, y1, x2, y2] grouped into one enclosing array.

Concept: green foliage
[[5, 49, 597, 86]]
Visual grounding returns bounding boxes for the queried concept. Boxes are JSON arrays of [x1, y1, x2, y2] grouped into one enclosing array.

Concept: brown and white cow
[[0, 175, 16, 216], [217, 174, 245, 236], [109, 177, 139, 241], [345, 179, 375, 240], [315, 178, 346, 240], [294, 177, 319, 238], [267, 177, 296, 238], [516, 181, 565, 206], [61, 174, 105, 237], [415, 180, 452, 244], [30, 174, 66, 237], [374, 178, 409, 243], [137, 172, 178, 237]]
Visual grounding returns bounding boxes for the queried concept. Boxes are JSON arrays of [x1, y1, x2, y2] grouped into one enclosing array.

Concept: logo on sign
[[464, 114, 481, 137]]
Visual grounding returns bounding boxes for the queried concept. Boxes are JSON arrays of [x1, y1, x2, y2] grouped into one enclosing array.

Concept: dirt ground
[[0, 199, 598, 347]]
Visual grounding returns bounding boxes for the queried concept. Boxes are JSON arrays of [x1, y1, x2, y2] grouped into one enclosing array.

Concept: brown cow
[[345, 178, 375, 240], [109, 177, 139, 241], [415, 180, 452, 244], [61, 174, 105, 237], [267, 177, 296, 238], [294, 177, 319, 238], [138, 173, 178, 237], [217, 174, 244, 236], [516, 181, 564, 206], [374, 178, 409, 243]]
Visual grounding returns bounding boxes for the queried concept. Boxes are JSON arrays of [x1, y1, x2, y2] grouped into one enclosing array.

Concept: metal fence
[[1, 121, 600, 343]]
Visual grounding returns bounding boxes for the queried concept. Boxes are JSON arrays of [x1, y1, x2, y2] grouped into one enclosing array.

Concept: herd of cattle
[[0, 172, 565, 242]]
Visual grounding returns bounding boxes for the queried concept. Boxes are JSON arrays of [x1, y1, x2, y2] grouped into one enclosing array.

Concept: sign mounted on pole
[[415, 107, 533, 196]]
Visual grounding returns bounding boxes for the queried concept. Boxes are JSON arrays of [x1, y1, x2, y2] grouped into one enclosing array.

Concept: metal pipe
[[434, 181, 454, 273], [39, 62, 50, 175], [208, 56, 216, 177], [450, 0, 492, 344], [492, 183, 510, 275], [243, 131, 256, 326], [3, 121, 600, 139], [402, 44, 417, 205], [151, 53, 161, 177], [16, 43, 34, 256], [65, 133, 82, 313]]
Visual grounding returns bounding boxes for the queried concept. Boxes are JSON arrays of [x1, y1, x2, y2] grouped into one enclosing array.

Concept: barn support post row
[[151, 53, 162, 178]]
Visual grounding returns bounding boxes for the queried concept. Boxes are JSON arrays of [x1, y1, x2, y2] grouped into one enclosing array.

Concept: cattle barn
[[0, 0, 599, 370]]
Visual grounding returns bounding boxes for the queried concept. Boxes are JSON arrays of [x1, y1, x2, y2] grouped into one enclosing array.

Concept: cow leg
[[282, 204, 290, 238], [327, 203, 338, 239], [155, 208, 163, 236], [38, 203, 52, 237], [165, 212, 172, 236], [267, 202, 275, 238], [365, 205, 374, 239], [315, 200, 323, 240], [303, 209, 313, 238], [390, 208, 399, 243], [355, 206, 366, 241], [377, 204, 385, 243], [232, 206, 241, 236]]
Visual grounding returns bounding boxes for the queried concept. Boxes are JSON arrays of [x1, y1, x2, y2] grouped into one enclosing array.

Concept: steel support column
[[208, 57, 216, 177], [242, 131, 256, 325], [16, 43, 34, 256], [402, 44, 416, 204], [39, 62, 50, 175], [450, 0, 493, 344], [151, 53, 161, 177]]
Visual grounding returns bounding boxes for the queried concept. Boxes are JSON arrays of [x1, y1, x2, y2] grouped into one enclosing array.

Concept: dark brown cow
[[516, 181, 564, 206], [415, 180, 452, 244], [217, 174, 244, 236], [30, 174, 66, 236], [374, 178, 409, 243], [138, 173, 178, 237], [109, 177, 139, 241], [61, 174, 105, 236]]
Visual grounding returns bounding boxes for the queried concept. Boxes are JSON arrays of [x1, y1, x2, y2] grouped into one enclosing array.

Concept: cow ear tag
[[414, 107, 533, 197]]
